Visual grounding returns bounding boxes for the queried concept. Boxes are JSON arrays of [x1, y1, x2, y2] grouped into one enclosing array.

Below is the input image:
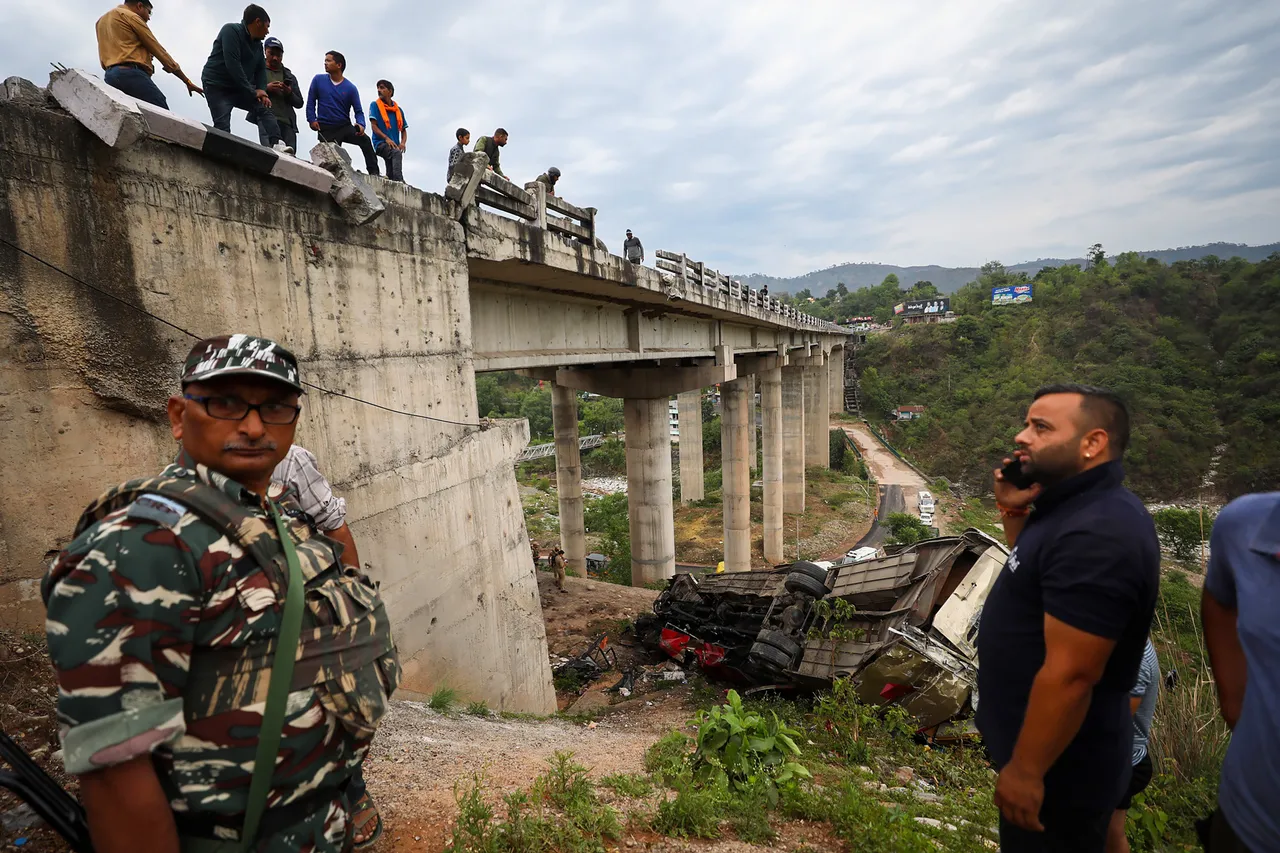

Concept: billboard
[[992, 284, 1033, 306], [897, 298, 950, 316]]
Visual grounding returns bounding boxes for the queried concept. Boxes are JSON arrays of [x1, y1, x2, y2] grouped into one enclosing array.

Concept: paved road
[[856, 483, 904, 547]]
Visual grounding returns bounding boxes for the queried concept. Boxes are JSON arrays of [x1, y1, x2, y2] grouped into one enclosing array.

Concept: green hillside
[[843, 252, 1280, 500]]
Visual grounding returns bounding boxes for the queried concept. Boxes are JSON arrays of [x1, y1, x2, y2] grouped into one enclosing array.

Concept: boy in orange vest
[[369, 79, 409, 182]]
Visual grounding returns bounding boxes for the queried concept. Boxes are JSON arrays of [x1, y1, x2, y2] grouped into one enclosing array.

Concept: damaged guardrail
[[445, 152, 598, 246]]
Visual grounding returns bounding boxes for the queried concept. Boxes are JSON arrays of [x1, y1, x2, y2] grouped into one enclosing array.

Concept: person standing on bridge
[[200, 5, 290, 153], [41, 334, 399, 853], [977, 384, 1159, 853], [623, 229, 643, 265], [306, 51, 380, 176], [369, 79, 409, 183], [96, 0, 203, 109], [258, 37, 302, 152], [473, 128, 508, 178]]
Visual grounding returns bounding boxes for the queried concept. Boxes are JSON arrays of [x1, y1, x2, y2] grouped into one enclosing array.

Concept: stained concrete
[[721, 378, 751, 572], [551, 384, 586, 574], [624, 398, 675, 586], [782, 366, 806, 514], [0, 100, 553, 713], [677, 390, 704, 503], [760, 367, 784, 564]]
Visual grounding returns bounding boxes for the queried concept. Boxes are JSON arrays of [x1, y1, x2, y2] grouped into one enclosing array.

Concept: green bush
[[644, 731, 693, 784], [1152, 507, 1214, 567], [651, 784, 722, 839], [886, 512, 931, 545]]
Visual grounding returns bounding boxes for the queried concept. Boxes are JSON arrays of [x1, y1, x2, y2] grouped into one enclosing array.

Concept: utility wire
[[0, 236, 482, 428]]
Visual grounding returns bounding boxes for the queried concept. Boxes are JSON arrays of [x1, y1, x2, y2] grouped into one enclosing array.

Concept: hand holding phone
[[1000, 456, 1037, 490]]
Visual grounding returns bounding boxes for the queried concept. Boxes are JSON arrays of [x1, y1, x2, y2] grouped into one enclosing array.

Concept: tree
[[583, 493, 632, 585], [519, 388, 554, 439], [1087, 243, 1107, 269], [1152, 507, 1215, 566], [581, 397, 624, 436], [886, 512, 931, 545]]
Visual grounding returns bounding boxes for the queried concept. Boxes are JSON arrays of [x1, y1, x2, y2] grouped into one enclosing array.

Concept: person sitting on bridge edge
[[623, 229, 644, 264], [535, 166, 560, 196], [307, 50, 379, 176], [369, 80, 408, 183], [96, 0, 202, 109], [473, 128, 508, 178], [200, 5, 291, 153], [257, 37, 302, 152], [448, 127, 470, 180], [42, 333, 399, 853]]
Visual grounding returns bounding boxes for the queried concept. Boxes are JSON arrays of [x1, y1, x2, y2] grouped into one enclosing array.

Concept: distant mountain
[[737, 242, 1280, 295]]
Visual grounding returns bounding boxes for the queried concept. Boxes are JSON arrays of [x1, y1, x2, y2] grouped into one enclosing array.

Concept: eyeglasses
[[184, 394, 301, 425]]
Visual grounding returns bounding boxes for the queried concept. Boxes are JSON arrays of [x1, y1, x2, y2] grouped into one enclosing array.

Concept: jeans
[[204, 84, 281, 145], [999, 803, 1112, 853], [376, 140, 404, 182], [104, 65, 168, 109], [318, 123, 379, 176], [258, 121, 297, 151]]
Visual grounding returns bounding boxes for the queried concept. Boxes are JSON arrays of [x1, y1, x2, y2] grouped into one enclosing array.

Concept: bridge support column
[[829, 348, 844, 415], [804, 357, 830, 469], [747, 375, 758, 472], [551, 383, 586, 575], [625, 397, 677, 587], [760, 367, 784, 565], [782, 365, 806, 514], [721, 378, 752, 572], [677, 390, 704, 503]]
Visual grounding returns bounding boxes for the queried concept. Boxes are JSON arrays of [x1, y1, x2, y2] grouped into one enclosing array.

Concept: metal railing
[[654, 250, 830, 328], [446, 152, 597, 245], [515, 434, 606, 463]]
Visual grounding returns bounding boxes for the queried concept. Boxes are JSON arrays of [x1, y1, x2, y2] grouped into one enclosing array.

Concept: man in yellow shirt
[[96, 0, 202, 109]]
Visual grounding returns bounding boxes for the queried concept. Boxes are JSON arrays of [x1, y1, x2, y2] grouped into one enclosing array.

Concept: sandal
[[351, 790, 383, 849]]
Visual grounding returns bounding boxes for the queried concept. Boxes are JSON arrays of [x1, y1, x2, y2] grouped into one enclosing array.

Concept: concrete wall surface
[[0, 101, 555, 712]]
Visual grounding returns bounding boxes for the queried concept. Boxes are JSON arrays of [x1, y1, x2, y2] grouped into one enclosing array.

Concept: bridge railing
[[446, 152, 598, 245], [656, 250, 827, 326]]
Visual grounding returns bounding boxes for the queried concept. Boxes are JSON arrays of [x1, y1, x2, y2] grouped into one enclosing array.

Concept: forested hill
[[738, 242, 1280, 296], [846, 253, 1280, 500]]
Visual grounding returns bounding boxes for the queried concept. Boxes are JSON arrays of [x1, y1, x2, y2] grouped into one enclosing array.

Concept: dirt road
[[843, 423, 929, 515]]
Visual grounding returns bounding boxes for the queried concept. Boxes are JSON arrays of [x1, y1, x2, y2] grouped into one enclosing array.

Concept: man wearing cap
[[43, 334, 399, 853], [259, 37, 302, 152], [201, 5, 292, 154], [623, 229, 643, 265], [96, 0, 203, 109], [534, 167, 561, 197]]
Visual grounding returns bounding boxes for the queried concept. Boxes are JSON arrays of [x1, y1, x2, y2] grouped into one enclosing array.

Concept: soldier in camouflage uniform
[[43, 334, 399, 853]]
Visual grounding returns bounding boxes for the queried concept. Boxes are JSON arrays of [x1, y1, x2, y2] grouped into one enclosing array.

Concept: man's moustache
[[223, 440, 278, 451]]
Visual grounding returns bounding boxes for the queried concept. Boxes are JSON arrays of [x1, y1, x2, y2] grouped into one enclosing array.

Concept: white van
[[845, 546, 881, 563], [918, 490, 935, 511]]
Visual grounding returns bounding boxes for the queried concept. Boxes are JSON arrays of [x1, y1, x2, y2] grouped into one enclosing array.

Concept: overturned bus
[[634, 529, 1008, 733]]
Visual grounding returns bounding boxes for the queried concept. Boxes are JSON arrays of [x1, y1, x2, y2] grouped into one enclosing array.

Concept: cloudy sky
[[4, 0, 1278, 275]]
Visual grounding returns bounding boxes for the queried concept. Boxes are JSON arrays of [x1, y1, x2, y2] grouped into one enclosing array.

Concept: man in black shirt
[[977, 384, 1159, 853]]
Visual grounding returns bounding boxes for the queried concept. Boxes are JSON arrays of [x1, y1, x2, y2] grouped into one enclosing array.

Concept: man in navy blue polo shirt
[[1202, 492, 1280, 853], [977, 384, 1160, 852]]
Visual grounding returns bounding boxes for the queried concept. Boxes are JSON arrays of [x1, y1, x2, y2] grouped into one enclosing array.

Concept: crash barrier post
[[654, 250, 829, 329]]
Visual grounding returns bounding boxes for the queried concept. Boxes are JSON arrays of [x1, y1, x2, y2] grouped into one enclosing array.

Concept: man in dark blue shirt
[[199, 4, 288, 153], [977, 384, 1160, 853], [1202, 492, 1280, 853]]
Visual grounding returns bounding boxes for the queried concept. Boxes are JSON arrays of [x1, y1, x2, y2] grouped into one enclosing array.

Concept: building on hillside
[[893, 405, 925, 421], [669, 398, 680, 440]]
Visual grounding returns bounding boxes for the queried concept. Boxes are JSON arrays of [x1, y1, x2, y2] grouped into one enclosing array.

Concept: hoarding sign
[[901, 298, 950, 316], [992, 284, 1033, 305]]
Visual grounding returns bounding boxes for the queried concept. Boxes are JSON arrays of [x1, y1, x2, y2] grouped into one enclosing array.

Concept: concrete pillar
[[760, 367, 784, 565], [677, 390, 704, 503], [782, 365, 806, 514], [829, 348, 845, 414], [551, 384, 586, 575], [805, 360, 830, 469], [747, 375, 758, 472], [625, 398, 676, 586], [721, 378, 752, 572]]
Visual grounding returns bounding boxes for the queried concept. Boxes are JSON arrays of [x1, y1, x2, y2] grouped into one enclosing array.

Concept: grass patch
[[429, 686, 459, 713], [644, 731, 693, 784], [651, 784, 723, 839], [465, 701, 491, 717], [598, 773, 653, 799]]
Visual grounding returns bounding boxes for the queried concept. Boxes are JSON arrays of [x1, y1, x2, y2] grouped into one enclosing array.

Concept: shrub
[[651, 784, 722, 839], [1152, 507, 1214, 567], [688, 689, 811, 803], [644, 731, 693, 784], [886, 512, 931, 545], [429, 686, 458, 713], [598, 773, 653, 798]]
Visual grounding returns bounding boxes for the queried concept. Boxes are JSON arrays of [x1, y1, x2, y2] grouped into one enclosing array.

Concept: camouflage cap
[[182, 334, 304, 393]]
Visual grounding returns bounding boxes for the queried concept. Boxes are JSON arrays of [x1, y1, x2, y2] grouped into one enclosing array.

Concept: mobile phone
[[1000, 456, 1037, 490]]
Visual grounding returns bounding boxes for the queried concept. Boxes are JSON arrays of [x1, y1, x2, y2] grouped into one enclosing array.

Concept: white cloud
[[2, 0, 1277, 274]]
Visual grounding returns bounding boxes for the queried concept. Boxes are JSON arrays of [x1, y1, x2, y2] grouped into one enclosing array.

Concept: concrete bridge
[[0, 71, 847, 712]]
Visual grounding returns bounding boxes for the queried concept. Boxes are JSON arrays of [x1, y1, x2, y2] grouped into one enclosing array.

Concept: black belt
[[108, 62, 150, 72], [174, 783, 347, 841]]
